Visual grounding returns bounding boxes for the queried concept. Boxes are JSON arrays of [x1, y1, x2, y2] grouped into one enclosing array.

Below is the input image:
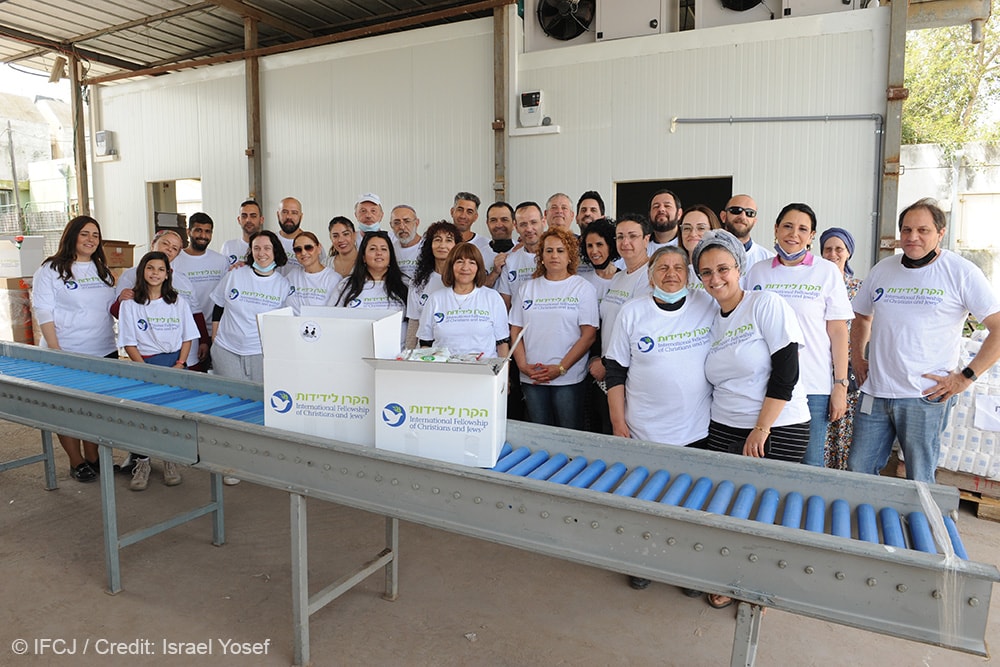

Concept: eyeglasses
[[698, 265, 737, 279], [681, 224, 711, 234], [725, 206, 757, 218], [293, 244, 316, 254], [616, 233, 645, 242]]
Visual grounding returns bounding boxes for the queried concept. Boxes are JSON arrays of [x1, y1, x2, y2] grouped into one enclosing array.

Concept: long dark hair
[[243, 230, 288, 267], [580, 218, 619, 267], [412, 220, 460, 289], [45, 215, 115, 286], [132, 251, 178, 305], [337, 231, 408, 307], [327, 216, 355, 258]]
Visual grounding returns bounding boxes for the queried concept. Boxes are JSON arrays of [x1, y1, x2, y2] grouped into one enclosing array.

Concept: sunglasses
[[725, 206, 757, 218], [293, 244, 316, 254]]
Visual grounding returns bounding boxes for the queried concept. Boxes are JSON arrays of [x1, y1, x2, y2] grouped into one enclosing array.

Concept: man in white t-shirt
[[276, 197, 304, 273], [220, 199, 264, 268], [720, 194, 773, 269], [576, 191, 605, 236], [481, 201, 517, 289], [390, 204, 422, 283], [451, 192, 491, 255], [499, 201, 546, 311], [848, 198, 1000, 484], [354, 193, 385, 234], [647, 189, 682, 254], [544, 193, 575, 233]]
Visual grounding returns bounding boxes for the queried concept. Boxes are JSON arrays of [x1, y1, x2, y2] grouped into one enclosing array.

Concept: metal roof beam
[[204, 0, 313, 39], [0, 23, 146, 71]]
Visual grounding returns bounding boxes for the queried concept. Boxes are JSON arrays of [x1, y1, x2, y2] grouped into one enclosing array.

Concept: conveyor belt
[[0, 342, 997, 666]]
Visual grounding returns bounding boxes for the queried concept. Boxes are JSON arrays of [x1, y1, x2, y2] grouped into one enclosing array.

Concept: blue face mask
[[358, 222, 380, 233], [774, 242, 807, 263], [652, 285, 687, 304], [253, 261, 277, 273]]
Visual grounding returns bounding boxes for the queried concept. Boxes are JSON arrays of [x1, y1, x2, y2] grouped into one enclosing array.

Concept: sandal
[[707, 594, 734, 609]]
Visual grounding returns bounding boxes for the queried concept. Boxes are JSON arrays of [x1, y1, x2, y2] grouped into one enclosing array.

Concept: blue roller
[[682, 477, 714, 510], [636, 470, 671, 502], [705, 480, 736, 515], [805, 495, 825, 533], [944, 516, 969, 560], [498, 442, 513, 459], [591, 462, 628, 492], [527, 453, 570, 480], [507, 450, 550, 477], [568, 460, 608, 488], [857, 504, 878, 543], [831, 499, 851, 538], [613, 466, 650, 497], [755, 488, 780, 524], [660, 473, 693, 506], [880, 507, 906, 548], [780, 492, 804, 529], [730, 484, 757, 520], [492, 446, 531, 472], [548, 457, 589, 485], [907, 512, 937, 554]]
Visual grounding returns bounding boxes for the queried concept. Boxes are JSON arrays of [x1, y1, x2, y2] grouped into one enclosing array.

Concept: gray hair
[[647, 245, 689, 281], [691, 229, 748, 276]]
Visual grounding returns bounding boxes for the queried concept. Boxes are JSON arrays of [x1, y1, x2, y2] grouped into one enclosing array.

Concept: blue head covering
[[819, 227, 855, 276]]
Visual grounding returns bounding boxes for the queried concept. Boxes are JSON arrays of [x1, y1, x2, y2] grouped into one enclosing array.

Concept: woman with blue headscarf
[[821, 227, 863, 469]]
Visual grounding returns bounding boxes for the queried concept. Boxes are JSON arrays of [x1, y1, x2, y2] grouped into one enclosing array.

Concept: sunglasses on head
[[293, 244, 316, 254], [726, 206, 757, 218]]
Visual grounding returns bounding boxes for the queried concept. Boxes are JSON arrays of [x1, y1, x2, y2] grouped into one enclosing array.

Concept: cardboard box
[[0, 276, 33, 344], [102, 240, 135, 268], [368, 357, 508, 467], [259, 306, 402, 447], [0, 236, 45, 278]]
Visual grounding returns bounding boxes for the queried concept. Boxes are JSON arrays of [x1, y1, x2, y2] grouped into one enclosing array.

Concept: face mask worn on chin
[[358, 222, 380, 233], [253, 261, 277, 273], [652, 285, 687, 304], [774, 242, 807, 263]]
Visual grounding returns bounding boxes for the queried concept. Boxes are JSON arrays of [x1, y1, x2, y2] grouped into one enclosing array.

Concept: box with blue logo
[[367, 357, 508, 467], [259, 307, 402, 446]]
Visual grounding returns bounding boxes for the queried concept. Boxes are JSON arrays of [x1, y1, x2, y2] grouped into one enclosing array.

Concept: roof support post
[[244, 17, 263, 201], [877, 0, 910, 261], [492, 5, 510, 203], [70, 54, 90, 217]]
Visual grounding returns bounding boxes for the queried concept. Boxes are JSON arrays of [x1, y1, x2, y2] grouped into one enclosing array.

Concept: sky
[[0, 63, 69, 102]]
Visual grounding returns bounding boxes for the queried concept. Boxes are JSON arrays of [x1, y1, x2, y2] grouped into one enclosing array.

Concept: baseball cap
[[355, 192, 382, 207]]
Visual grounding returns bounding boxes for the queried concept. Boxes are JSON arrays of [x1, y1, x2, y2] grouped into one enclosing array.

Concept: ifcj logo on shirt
[[507, 269, 517, 282], [137, 319, 149, 332], [434, 312, 445, 323], [522, 300, 533, 310], [270, 390, 293, 413], [637, 336, 655, 353], [382, 403, 406, 427], [64, 279, 78, 290], [873, 287, 885, 302], [228, 288, 240, 300], [348, 298, 362, 308]]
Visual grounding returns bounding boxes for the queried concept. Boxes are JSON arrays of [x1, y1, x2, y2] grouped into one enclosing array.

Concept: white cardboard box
[[368, 357, 508, 467], [259, 306, 402, 447], [0, 236, 45, 278]]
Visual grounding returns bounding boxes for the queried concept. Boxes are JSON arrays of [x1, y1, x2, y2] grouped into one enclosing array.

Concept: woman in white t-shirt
[[678, 205, 721, 288], [117, 251, 200, 490], [285, 231, 342, 314], [327, 216, 358, 278], [334, 231, 409, 346], [417, 243, 509, 357], [404, 221, 459, 347], [744, 203, 853, 468], [31, 215, 117, 483], [509, 228, 599, 429], [579, 219, 619, 434]]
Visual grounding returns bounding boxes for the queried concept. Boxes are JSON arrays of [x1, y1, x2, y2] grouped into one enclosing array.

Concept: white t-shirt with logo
[[854, 250, 1000, 398], [277, 234, 301, 275], [406, 272, 445, 322], [210, 267, 291, 356], [745, 254, 853, 394], [605, 291, 716, 445], [704, 290, 809, 428], [497, 247, 537, 304], [334, 279, 407, 346], [32, 261, 117, 357], [118, 297, 199, 357], [171, 250, 229, 324], [583, 269, 615, 308], [508, 275, 599, 385], [116, 267, 203, 367], [285, 266, 343, 314], [220, 238, 249, 267], [599, 265, 652, 355], [417, 286, 509, 356], [394, 238, 423, 284]]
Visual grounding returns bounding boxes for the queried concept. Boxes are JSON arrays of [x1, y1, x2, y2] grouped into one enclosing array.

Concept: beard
[[279, 219, 300, 234], [190, 237, 210, 252], [653, 217, 678, 234]]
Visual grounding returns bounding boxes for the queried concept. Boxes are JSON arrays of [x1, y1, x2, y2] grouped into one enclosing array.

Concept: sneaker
[[223, 476, 241, 486], [628, 576, 651, 590], [162, 461, 182, 486], [70, 462, 98, 483], [118, 453, 136, 475], [130, 458, 151, 491]]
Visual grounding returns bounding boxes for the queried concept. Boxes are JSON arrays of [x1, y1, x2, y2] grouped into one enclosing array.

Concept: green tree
[[903, 0, 1000, 148]]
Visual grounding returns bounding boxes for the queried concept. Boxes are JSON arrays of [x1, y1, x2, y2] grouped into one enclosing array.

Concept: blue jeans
[[802, 394, 830, 467], [847, 393, 954, 484], [520, 381, 585, 430]]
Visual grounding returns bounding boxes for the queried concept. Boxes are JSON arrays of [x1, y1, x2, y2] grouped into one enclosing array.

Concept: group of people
[[31, 191, 1000, 568]]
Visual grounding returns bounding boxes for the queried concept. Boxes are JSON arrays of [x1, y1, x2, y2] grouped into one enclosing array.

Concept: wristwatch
[[833, 378, 849, 387], [558, 365, 567, 376], [961, 366, 978, 381]]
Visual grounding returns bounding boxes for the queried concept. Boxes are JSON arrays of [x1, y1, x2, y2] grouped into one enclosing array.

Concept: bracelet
[[558, 365, 567, 376], [752, 425, 770, 435]]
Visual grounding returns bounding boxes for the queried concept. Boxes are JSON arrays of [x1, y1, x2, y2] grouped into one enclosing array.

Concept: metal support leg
[[210, 472, 226, 546], [383, 517, 399, 601], [731, 602, 763, 667], [99, 445, 121, 594], [290, 493, 309, 667], [40, 430, 57, 490]]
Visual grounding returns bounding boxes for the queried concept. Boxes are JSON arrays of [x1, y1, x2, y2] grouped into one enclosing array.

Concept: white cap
[[355, 192, 382, 207]]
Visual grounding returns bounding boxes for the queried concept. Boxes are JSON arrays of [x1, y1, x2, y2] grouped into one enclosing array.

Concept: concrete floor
[[2, 419, 999, 667]]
